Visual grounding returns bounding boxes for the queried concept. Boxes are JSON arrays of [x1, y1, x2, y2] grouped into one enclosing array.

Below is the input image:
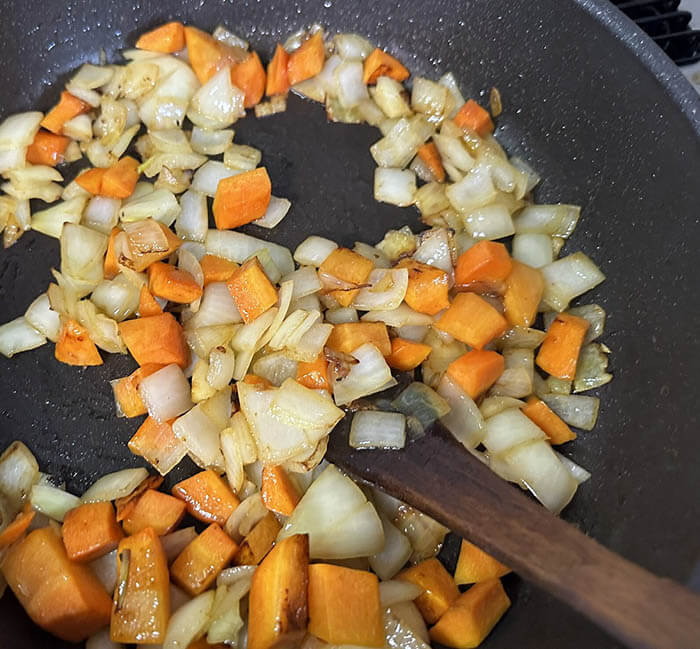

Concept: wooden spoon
[[325, 418, 700, 649]]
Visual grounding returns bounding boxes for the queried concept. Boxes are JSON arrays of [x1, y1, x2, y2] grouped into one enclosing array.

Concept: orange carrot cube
[[138, 286, 163, 317], [171, 469, 240, 525], [386, 337, 432, 371], [536, 313, 589, 380], [200, 254, 238, 285], [296, 354, 330, 390], [213, 167, 272, 230], [454, 99, 494, 138], [26, 130, 70, 166], [103, 227, 121, 279], [454, 240, 512, 292], [363, 48, 410, 85], [234, 511, 281, 565], [417, 141, 446, 182], [136, 21, 185, 53], [319, 247, 374, 307], [112, 363, 165, 418], [503, 260, 544, 328], [122, 489, 186, 536], [261, 465, 301, 516], [184, 26, 241, 84], [41, 91, 91, 135], [397, 259, 450, 315], [55, 319, 102, 366], [287, 32, 326, 86], [227, 257, 278, 323], [118, 312, 188, 368], [446, 350, 505, 400], [76, 167, 107, 195], [0, 504, 35, 548], [435, 293, 508, 349], [231, 51, 266, 108], [128, 416, 186, 476], [101, 156, 139, 199], [398, 557, 460, 624], [522, 396, 576, 444], [62, 502, 123, 563], [454, 539, 511, 585], [266, 43, 290, 96], [148, 261, 203, 304], [326, 321, 391, 357]]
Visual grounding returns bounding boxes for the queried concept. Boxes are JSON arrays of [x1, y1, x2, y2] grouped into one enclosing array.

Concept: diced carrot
[[261, 465, 301, 516], [231, 51, 266, 108], [104, 227, 121, 279], [41, 91, 91, 135], [123, 221, 183, 273], [118, 312, 188, 368], [397, 557, 460, 624], [243, 373, 274, 389], [308, 564, 384, 647], [454, 240, 513, 292], [326, 322, 391, 356], [114, 475, 164, 522], [502, 260, 544, 328], [454, 539, 511, 585], [248, 534, 309, 649], [171, 469, 240, 525], [446, 350, 505, 400], [171, 523, 238, 596], [266, 43, 290, 96], [1, 528, 112, 642], [62, 501, 123, 563], [435, 293, 508, 349], [429, 579, 511, 649], [386, 337, 432, 371], [111, 527, 170, 644], [55, 319, 103, 366], [26, 130, 70, 166], [138, 285, 163, 317], [184, 26, 243, 84], [234, 511, 281, 565], [362, 47, 410, 85], [148, 261, 203, 304], [128, 416, 185, 476], [112, 363, 164, 418], [213, 167, 272, 230], [200, 254, 238, 285], [101, 156, 140, 199], [536, 313, 590, 380], [136, 21, 185, 53], [287, 32, 326, 86], [76, 167, 107, 195], [227, 257, 278, 323], [397, 259, 450, 315], [122, 489, 186, 536], [296, 355, 330, 390], [0, 504, 35, 548], [522, 395, 576, 444], [417, 141, 446, 182], [454, 99, 495, 138], [319, 247, 375, 307]]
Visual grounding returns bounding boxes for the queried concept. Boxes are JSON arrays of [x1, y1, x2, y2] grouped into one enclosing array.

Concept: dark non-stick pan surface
[[1, 1, 699, 647]]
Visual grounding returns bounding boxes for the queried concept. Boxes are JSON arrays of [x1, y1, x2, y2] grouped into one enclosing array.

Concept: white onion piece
[[138, 57, 199, 130], [224, 493, 266, 542], [199, 386, 232, 430], [161, 526, 197, 563], [185, 325, 235, 364], [496, 326, 546, 350], [379, 580, 424, 608], [293, 235, 338, 267], [513, 204, 580, 238], [479, 396, 526, 419], [0, 111, 42, 150], [353, 241, 391, 268], [510, 156, 541, 194], [290, 293, 321, 313], [410, 154, 437, 184], [482, 408, 546, 454], [438, 72, 466, 118], [212, 25, 249, 49], [446, 165, 498, 214], [333, 343, 394, 406], [369, 514, 412, 580], [173, 404, 225, 470], [490, 367, 532, 399], [374, 167, 416, 206], [232, 309, 278, 380], [252, 351, 298, 386], [384, 607, 431, 649], [464, 204, 515, 240], [361, 303, 433, 327], [371, 115, 434, 168], [83, 196, 121, 234], [207, 345, 235, 390], [0, 148, 26, 175], [30, 197, 87, 239], [86, 628, 124, 649], [288, 322, 333, 363], [512, 233, 554, 268], [0, 317, 45, 358], [281, 266, 322, 300], [433, 134, 474, 172], [216, 565, 257, 588], [253, 195, 291, 229], [333, 32, 374, 59], [314, 54, 341, 97], [437, 374, 485, 449], [556, 452, 592, 484], [24, 293, 60, 342], [414, 182, 450, 217], [279, 464, 384, 559], [88, 549, 118, 594], [541, 394, 600, 431], [350, 411, 406, 449], [81, 467, 149, 503], [189, 282, 243, 329], [188, 66, 245, 130], [0, 442, 39, 513], [292, 76, 326, 102], [395, 324, 428, 342], [335, 60, 369, 108], [206, 230, 295, 275], [60, 223, 108, 282], [325, 307, 359, 324], [120, 188, 181, 227], [540, 252, 606, 312], [256, 280, 293, 349], [352, 268, 408, 311], [413, 227, 454, 273], [139, 364, 193, 422], [223, 143, 261, 172], [356, 97, 386, 126], [91, 274, 141, 322], [190, 126, 234, 155], [372, 76, 412, 118], [394, 506, 448, 564], [191, 160, 241, 197], [411, 77, 449, 121], [220, 426, 245, 494], [207, 580, 250, 645], [163, 590, 215, 649]]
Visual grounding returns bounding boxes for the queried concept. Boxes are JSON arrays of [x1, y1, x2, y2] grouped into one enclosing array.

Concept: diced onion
[[0, 441, 39, 513], [414, 182, 450, 217], [573, 343, 612, 393], [379, 580, 424, 607], [31, 197, 87, 239], [370, 115, 434, 168], [482, 408, 546, 454], [223, 144, 261, 172], [369, 514, 412, 580], [541, 394, 600, 430], [207, 345, 235, 390], [513, 204, 580, 238], [216, 565, 257, 588], [190, 127, 234, 155], [91, 273, 141, 321], [374, 168, 417, 207], [191, 160, 241, 197], [29, 484, 79, 521], [391, 382, 450, 430], [161, 526, 198, 562], [333, 33, 374, 60], [325, 307, 359, 324], [282, 266, 322, 300], [0, 317, 46, 358], [333, 343, 394, 406], [540, 252, 606, 311], [372, 76, 412, 119], [224, 493, 267, 542], [206, 230, 295, 276], [495, 326, 546, 350], [163, 591, 215, 649], [336, 60, 369, 108], [24, 293, 61, 342], [489, 367, 533, 399], [252, 351, 298, 387], [438, 72, 466, 118], [353, 268, 408, 311], [83, 196, 121, 234], [512, 233, 554, 268], [544, 304, 606, 344], [190, 282, 242, 328], [88, 549, 118, 594], [479, 396, 527, 419], [446, 165, 498, 214], [437, 374, 485, 449], [413, 227, 454, 273], [120, 188, 181, 227], [394, 506, 448, 563], [464, 204, 514, 240], [361, 303, 433, 327], [294, 235, 338, 267], [350, 411, 406, 449], [555, 452, 592, 484], [188, 66, 245, 130], [139, 364, 193, 422], [253, 196, 291, 229], [81, 467, 149, 503], [173, 404, 225, 469], [0, 111, 43, 151]]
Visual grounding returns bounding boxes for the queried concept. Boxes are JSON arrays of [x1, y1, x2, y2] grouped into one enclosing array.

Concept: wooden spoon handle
[[326, 421, 700, 649]]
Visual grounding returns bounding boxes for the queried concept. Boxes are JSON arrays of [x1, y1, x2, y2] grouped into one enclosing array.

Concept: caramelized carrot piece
[[397, 259, 450, 315], [101, 156, 139, 199], [363, 47, 410, 84], [429, 579, 511, 649], [184, 26, 242, 84], [138, 285, 163, 317], [502, 260, 544, 328], [227, 258, 278, 323], [417, 141, 446, 182], [171, 523, 239, 595], [266, 43, 290, 96], [386, 337, 432, 371], [454, 240, 513, 292], [114, 475, 164, 522], [55, 319, 103, 366], [454, 99, 495, 138], [148, 261, 203, 304], [231, 51, 267, 107], [296, 355, 330, 390], [62, 501, 123, 563], [41, 91, 91, 135], [118, 312, 188, 368], [128, 416, 185, 475], [122, 489, 186, 536], [248, 534, 309, 649], [536, 313, 589, 380], [261, 465, 301, 516], [103, 227, 121, 279], [136, 21, 185, 53], [26, 130, 70, 166], [308, 564, 384, 647], [326, 322, 391, 356], [435, 293, 508, 349], [454, 539, 511, 585], [446, 350, 505, 400], [172, 469, 240, 525], [0, 504, 35, 548], [234, 511, 281, 565], [200, 254, 238, 285], [112, 363, 164, 418], [319, 247, 375, 307], [243, 373, 275, 389], [76, 167, 107, 195], [398, 557, 460, 624], [213, 167, 272, 229], [287, 32, 326, 86], [111, 527, 170, 644], [2, 528, 112, 642], [522, 395, 576, 444]]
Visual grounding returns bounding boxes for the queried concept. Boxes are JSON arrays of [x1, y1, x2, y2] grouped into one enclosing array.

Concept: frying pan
[[1, 0, 698, 647]]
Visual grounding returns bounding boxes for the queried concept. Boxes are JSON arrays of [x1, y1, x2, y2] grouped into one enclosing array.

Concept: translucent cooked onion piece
[[187, 66, 245, 130], [30, 197, 87, 239], [370, 115, 434, 168], [0, 317, 46, 358], [361, 303, 433, 328], [206, 230, 295, 276], [0, 441, 39, 513], [369, 513, 413, 580], [24, 293, 61, 342], [512, 233, 554, 268], [294, 235, 338, 267], [380, 580, 424, 608], [540, 252, 606, 312], [189, 282, 242, 328], [176, 189, 208, 243], [542, 394, 600, 431], [191, 160, 241, 197], [482, 408, 546, 455], [513, 204, 580, 238], [391, 382, 450, 430], [163, 591, 215, 649], [160, 527, 198, 563], [573, 343, 612, 393], [372, 76, 412, 118], [29, 484, 80, 521], [350, 411, 406, 450], [173, 403, 225, 470], [352, 268, 408, 311], [81, 467, 149, 503], [333, 343, 395, 406], [437, 374, 485, 449], [374, 168, 417, 207], [139, 364, 193, 422], [253, 195, 291, 229]]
